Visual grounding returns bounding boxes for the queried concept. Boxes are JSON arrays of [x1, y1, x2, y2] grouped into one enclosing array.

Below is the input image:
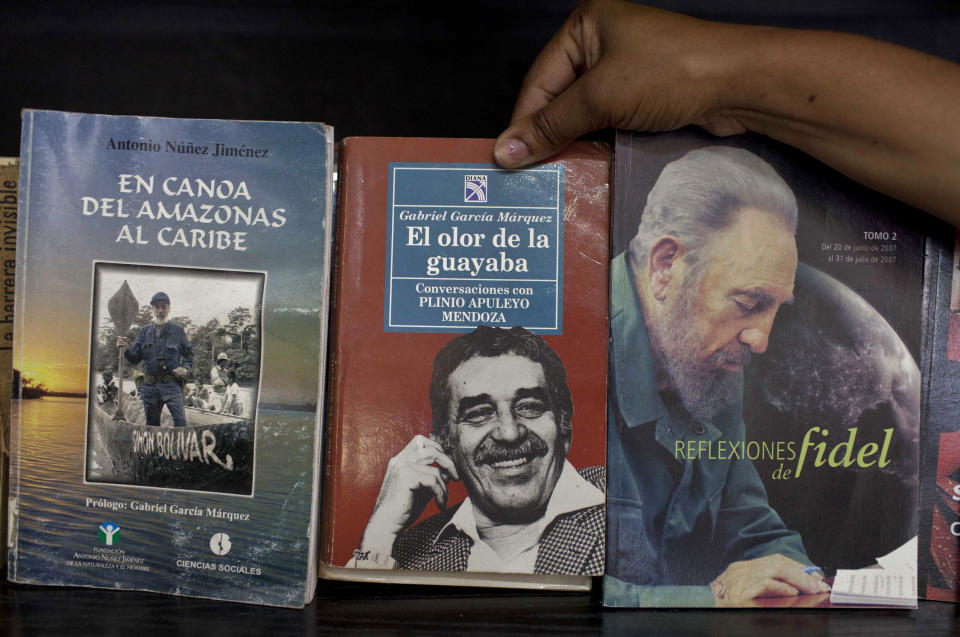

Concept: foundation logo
[[464, 174, 487, 203], [98, 521, 121, 545]]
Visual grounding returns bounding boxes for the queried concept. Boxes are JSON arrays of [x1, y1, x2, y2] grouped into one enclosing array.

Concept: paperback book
[[319, 137, 610, 589], [604, 130, 921, 608], [7, 111, 334, 606]]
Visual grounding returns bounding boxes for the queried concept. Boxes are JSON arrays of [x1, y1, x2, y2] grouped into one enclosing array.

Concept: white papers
[[875, 536, 917, 574], [830, 536, 918, 607], [830, 569, 917, 607]]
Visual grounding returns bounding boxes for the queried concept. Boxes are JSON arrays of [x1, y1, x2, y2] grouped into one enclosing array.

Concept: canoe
[[89, 390, 254, 494]]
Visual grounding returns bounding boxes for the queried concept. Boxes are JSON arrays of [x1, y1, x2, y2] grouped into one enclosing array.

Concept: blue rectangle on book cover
[[384, 163, 564, 334]]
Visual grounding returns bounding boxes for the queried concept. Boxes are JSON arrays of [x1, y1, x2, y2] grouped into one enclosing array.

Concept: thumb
[[494, 75, 602, 169]]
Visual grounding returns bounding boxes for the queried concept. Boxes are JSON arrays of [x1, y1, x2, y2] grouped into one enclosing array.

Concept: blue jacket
[[124, 321, 194, 378], [604, 253, 809, 607]]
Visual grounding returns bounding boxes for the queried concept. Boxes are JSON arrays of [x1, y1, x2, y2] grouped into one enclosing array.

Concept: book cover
[[918, 227, 960, 601], [8, 111, 334, 607], [604, 130, 921, 608], [320, 138, 609, 588]]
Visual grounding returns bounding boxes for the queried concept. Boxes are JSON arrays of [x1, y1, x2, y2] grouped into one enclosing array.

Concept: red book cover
[[320, 138, 609, 581]]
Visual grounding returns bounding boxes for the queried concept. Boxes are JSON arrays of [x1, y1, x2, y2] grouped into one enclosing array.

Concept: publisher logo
[[464, 174, 487, 203], [210, 532, 232, 556], [98, 522, 121, 546]]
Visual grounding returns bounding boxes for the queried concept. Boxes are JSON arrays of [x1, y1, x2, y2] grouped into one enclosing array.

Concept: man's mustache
[[474, 432, 548, 465], [708, 344, 752, 368]]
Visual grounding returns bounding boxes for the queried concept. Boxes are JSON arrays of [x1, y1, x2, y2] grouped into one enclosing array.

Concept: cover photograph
[[320, 138, 610, 589], [8, 110, 334, 606], [604, 130, 921, 608]]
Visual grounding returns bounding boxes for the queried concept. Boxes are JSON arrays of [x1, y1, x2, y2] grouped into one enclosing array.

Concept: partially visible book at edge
[[603, 129, 922, 608], [0, 157, 16, 570], [318, 138, 610, 590], [7, 111, 334, 607], [918, 222, 960, 602]]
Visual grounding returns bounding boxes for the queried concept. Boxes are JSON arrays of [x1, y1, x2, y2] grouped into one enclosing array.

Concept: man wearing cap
[[117, 292, 194, 428]]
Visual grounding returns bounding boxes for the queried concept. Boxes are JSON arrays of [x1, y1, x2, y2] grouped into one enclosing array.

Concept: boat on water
[[88, 390, 254, 494]]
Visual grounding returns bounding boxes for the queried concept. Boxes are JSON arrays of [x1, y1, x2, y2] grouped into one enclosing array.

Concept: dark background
[[3, 0, 960, 634], [2, 1, 960, 153]]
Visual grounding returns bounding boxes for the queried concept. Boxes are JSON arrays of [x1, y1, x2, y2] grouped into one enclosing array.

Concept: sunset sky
[[16, 111, 332, 402]]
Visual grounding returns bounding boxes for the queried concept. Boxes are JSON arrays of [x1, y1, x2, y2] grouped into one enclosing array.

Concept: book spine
[[319, 138, 352, 566], [0, 157, 16, 570], [8, 110, 34, 580], [307, 124, 336, 600]]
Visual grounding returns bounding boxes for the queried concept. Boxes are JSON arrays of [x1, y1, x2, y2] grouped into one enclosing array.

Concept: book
[[918, 226, 960, 601], [319, 137, 610, 589], [0, 157, 16, 569], [7, 110, 334, 607], [604, 129, 921, 608]]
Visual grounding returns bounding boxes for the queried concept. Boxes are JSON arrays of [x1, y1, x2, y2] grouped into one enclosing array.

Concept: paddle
[[108, 281, 139, 421]]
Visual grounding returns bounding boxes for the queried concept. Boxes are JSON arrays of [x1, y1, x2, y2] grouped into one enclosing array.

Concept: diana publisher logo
[[98, 522, 121, 546], [464, 174, 487, 203]]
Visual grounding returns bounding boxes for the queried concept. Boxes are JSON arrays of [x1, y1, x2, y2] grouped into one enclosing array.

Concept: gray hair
[[628, 146, 798, 273]]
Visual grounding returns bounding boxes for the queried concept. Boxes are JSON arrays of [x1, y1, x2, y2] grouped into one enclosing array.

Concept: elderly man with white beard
[[117, 291, 194, 428], [605, 147, 831, 607]]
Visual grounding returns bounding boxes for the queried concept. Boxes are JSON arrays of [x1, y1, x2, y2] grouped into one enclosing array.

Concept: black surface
[[1, 577, 959, 636], [4, 1, 960, 633]]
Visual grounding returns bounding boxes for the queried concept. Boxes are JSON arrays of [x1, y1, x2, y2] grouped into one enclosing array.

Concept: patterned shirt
[[390, 465, 606, 575]]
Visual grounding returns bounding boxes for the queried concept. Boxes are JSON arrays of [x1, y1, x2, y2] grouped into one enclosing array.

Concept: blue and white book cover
[[8, 110, 334, 606]]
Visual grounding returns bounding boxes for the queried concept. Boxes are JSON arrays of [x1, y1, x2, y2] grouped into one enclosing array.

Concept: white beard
[[647, 282, 750, 421]]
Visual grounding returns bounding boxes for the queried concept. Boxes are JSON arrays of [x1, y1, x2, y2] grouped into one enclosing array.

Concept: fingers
[[495, 2, 601, 169], [754, 579, 800, 599], [495, 73, 605, 169], [406, 434, 459, 481], [508, 8, 588, 124], [713, 554, 831, 605], [762, 555, 830, 595], [409, 464, 449, 510], [428, 447, 460, 482], [776, 568, 830, 595]]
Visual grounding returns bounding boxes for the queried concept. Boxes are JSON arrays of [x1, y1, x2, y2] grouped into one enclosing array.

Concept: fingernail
[[820, 582, 831, 592], [494, 137, 529, 167]]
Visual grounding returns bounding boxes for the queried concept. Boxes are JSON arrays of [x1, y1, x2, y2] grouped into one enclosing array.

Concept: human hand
[[357, 435, 460, 561], [494, 0, 750, 168], [171, 367, 187, 379], [116, 336, 129, 348], [710, 554, 830, 606]]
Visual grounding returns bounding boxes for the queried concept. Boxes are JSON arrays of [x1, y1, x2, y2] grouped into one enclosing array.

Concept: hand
[[116, 336, 129, 348], [494, 0, 749, 168], [357, 435, 460, 564], [493, 0, 960, 221], [710, 554, 830, 607], [171, 367, 187, 379]]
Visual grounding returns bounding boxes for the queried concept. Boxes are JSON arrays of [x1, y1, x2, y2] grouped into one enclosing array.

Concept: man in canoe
[[117, 291, 194, 428]]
